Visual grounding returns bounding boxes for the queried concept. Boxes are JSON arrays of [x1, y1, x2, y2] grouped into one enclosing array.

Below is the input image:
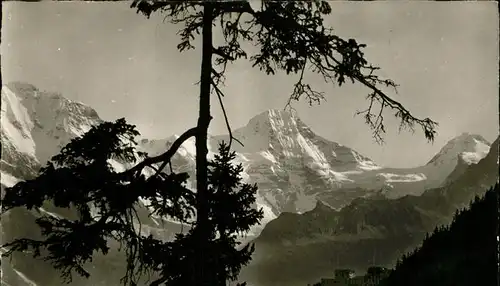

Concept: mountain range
[[1, 82, 497, 286], [239, 137, 498, 286]]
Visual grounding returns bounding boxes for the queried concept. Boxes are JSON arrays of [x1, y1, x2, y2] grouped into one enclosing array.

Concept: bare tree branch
[[241, 2, 438, 143], [211, 76, 244, 149], [120, 127, 197, 180]]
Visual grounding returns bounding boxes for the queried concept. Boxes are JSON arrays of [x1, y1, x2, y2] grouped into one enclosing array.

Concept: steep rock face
[[210, 109, 382, 218], [141, 109, 386, 230], [2, 82, 101, 166]]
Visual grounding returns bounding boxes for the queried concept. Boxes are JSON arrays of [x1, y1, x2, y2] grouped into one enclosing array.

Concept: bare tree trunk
[[194, 2, 214, 286]]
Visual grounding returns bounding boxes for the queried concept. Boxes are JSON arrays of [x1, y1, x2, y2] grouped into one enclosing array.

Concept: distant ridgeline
[[309, 183, 499, 286]]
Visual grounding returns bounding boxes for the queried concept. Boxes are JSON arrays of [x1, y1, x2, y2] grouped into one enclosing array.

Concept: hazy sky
[[2, 2, 498, 168]]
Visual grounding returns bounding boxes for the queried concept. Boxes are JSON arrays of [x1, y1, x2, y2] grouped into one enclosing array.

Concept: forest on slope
[[380, 183, 499, 286]]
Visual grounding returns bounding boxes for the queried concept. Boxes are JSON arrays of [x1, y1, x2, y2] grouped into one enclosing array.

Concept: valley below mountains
[[1, 82, 498, 286]]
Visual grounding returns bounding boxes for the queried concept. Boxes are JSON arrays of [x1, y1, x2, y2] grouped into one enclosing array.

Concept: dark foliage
[[1, 119, 263, 286], [380, 183, 499, 286]]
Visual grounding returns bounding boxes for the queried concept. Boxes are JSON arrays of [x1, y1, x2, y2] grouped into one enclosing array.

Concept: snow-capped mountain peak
[[1, 82, 101, 166], [249, 108, 302, 132], [228, 108, 379, 170], [426, 133, 491, 167], [227, 108, 305, 153], [4, 82, 101, 133]]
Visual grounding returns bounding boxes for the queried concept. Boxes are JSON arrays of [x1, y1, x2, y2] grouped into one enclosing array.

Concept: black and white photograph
[[1, 1, 498, 286]]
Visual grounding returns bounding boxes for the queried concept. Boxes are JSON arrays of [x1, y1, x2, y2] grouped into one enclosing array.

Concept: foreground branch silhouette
[[2, 1, 438, 286]]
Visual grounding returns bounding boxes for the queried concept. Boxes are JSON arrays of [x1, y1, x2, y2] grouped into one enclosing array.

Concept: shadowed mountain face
[[239, 137, 499, 286], [1, 83, 496, 286]]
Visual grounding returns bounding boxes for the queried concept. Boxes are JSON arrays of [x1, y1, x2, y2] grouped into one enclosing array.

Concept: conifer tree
[[2, 120, 263, 286]]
